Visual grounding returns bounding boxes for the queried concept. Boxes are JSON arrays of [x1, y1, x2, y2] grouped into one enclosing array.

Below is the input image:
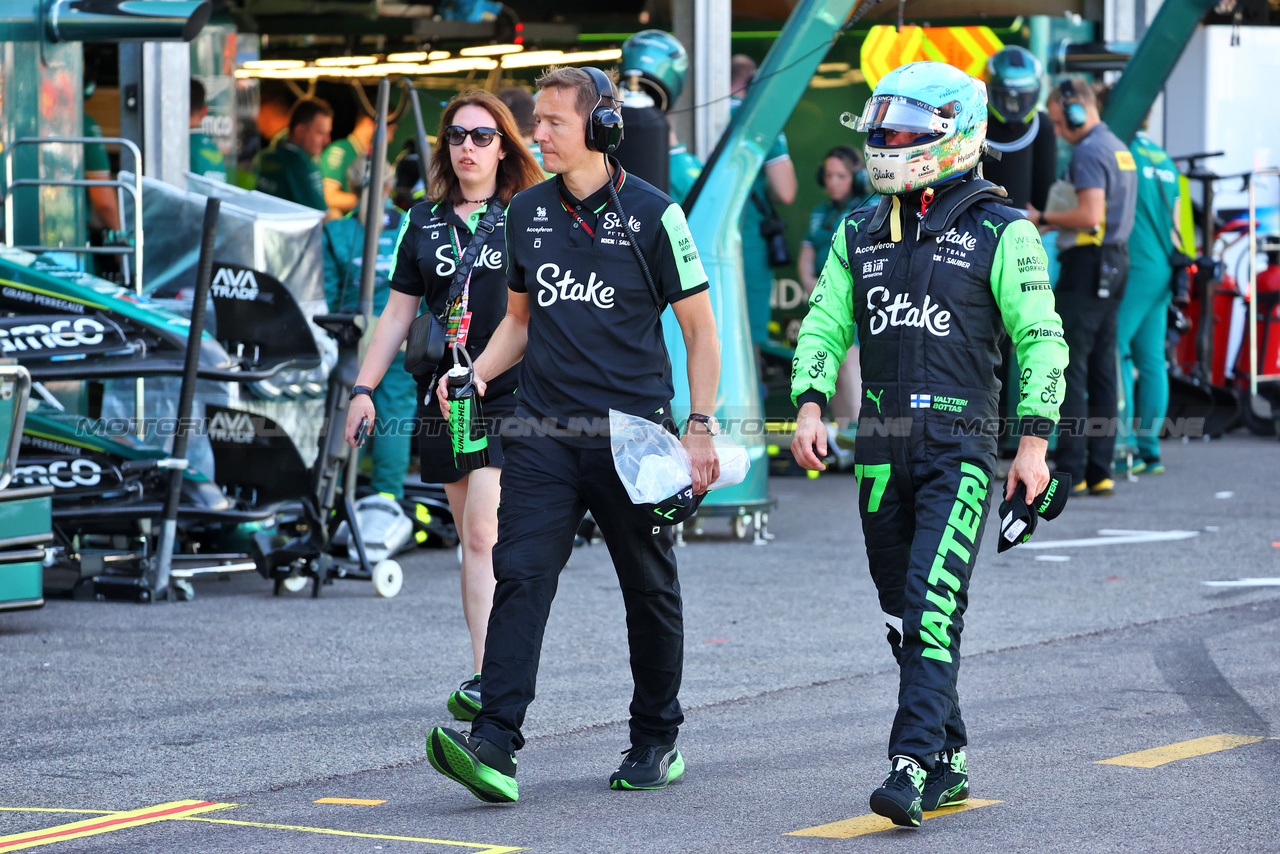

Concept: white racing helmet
[[842, 61, 988, 195]]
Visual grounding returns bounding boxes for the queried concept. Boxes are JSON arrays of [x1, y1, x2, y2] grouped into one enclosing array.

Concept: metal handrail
[[1247, 167, 1280, 390], [4, 136, 146, 437], [3, 136, 144, 293], [0, 365, 33, 493]]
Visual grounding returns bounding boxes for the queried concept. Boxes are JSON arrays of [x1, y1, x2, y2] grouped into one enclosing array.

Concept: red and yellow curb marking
[[786, 798, 1003, 838], [0, 800, 235, 851]]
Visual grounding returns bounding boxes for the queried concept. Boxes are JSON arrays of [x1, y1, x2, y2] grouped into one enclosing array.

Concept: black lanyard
[[557, 167, 625, 238]]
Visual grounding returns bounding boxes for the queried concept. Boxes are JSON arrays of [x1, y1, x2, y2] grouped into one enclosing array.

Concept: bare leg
[[444, 467, 502, 675]]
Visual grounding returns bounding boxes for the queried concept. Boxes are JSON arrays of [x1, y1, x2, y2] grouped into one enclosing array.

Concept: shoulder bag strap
[[439, 202, 504, 319]]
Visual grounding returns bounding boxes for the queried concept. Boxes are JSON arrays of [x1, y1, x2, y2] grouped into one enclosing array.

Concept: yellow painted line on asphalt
[[0, 800, 236, 851], [1096, 734, 1274, 768], [0, 810, 114, 816], [178, 816, 524, 852], [785, 798, 1003, 838], [313, 798, 387, 805]]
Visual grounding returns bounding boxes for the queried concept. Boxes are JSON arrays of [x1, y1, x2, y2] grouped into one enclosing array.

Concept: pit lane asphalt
[[1, 430, 1276, 852]]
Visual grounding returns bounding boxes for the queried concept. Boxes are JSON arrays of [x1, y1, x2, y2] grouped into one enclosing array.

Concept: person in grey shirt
[[1026, 77, 1137, 496]]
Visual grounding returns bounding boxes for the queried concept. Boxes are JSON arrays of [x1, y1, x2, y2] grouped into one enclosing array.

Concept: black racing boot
[[869, 755, 926, 827]]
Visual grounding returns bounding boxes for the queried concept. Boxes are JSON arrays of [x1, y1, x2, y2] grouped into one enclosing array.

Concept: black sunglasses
[[444, 125, 503, 147]]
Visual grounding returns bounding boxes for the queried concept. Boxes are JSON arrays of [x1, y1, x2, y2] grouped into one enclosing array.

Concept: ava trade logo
[[210, 267, 259, 301], [208, 410, 256, 444]]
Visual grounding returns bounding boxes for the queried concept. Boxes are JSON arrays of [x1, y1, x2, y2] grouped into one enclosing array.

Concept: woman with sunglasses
[[344, 90, 544, 720]]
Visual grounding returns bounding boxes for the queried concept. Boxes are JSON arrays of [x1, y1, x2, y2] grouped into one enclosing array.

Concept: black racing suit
[[792, 177, 1069, 769]]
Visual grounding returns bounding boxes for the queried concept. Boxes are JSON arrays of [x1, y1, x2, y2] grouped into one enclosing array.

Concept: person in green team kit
[[256, 99, 332, 212], [791, 62, 1068, 828], [798, 145, 872, 433], [1117, 130, 1187, 475], [322, 160, 420, 499], [322, 109, 398, 220], [189, 79, 227, 183]]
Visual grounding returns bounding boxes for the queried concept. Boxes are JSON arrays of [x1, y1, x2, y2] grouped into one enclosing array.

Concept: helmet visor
[[854, 95, 957, 135], [989, 85, 1039, 124]]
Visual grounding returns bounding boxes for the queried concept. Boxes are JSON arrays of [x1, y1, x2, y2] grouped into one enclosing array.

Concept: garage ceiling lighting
[[499, 48, 622, 69], [315, 56, 378, 67], [459, 44, 524, 57], [241, 59, 307, 70]]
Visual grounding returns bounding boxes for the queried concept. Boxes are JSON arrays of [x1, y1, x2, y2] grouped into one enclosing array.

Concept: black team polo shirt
[[506, 156, 709, 447]]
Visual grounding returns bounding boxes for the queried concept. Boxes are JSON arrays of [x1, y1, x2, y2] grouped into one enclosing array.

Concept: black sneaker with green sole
[[447, 674, 482, 722], [609, 743, 684, 790], [869, 755, 926, 827], [921, 748, 969, 811], [426, 727, 518, 803]]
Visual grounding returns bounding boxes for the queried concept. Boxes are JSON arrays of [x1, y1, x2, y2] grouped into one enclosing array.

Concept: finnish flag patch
[[910, 393, 932, 409]]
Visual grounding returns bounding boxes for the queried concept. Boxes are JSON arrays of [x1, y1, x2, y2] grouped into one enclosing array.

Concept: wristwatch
[[349, 384, 375, 401], [687, 413, 719, 435]]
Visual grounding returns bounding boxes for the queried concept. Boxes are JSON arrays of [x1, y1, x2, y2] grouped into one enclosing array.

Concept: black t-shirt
[[506, 158, 708, 445], [389, 198, 517, 395]]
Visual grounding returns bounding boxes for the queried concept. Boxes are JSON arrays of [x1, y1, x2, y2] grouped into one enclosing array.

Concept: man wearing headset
[[425, 66, 720, 803], [1026, 78, 1136, 496]]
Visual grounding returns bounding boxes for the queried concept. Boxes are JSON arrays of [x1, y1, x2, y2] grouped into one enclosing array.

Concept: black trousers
[[857, 429, 995, 772], [1055, 245, 1127, 486], [471, 430, 685, 756]]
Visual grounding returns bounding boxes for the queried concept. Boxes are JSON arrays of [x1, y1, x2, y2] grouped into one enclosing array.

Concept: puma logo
[[865, 388, 884, 414], [850, 217, 867, 233], [983, 220, 1002, 238]]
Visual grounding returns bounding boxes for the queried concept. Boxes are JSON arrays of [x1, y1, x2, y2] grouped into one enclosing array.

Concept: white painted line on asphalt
[[1202, 578, 1280, 587], [1022, 530, 1200, 549], [1215, 491, 1234, 499], [1034, 555, 1071, 562]]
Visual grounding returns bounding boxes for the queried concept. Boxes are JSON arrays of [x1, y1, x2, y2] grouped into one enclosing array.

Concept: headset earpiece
[[583, 66, 624, 154], [1059, 79, 1087, 131]]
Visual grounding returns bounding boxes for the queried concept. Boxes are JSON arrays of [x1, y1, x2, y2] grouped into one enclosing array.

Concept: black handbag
[[751, 190, 792, 268], [404, 203, 504, 376]]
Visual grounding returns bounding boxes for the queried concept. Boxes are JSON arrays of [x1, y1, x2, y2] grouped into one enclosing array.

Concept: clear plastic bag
[[610, 409, 690, 504], [610, 409, 751, 504]]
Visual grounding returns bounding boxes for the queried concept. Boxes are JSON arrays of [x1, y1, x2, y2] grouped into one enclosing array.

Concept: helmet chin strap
[[984, 112, 1040, 154]]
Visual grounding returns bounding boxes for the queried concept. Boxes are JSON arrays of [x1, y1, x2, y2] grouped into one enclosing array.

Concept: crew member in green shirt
[[256, 99, 332, 212], [322, 109, 397, 219], [189, 79, 227, 183], [1117, 131, 1189, 475]]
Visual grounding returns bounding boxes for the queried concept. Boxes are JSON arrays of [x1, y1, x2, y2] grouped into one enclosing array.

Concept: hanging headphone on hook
[[582, 66, 625, 154], [1058, 79, 1087, 131]]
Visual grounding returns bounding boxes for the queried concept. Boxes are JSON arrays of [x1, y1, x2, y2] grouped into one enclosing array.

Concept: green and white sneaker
[[447, 674, 482, 722], [869, 755, 926, 827], [921, 748, 969, 810], [426, 727, 518, 803], [609, 743, 684, 790]]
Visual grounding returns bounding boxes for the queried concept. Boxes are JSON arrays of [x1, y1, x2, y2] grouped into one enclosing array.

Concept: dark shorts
[[416, 384, 518, 484]]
